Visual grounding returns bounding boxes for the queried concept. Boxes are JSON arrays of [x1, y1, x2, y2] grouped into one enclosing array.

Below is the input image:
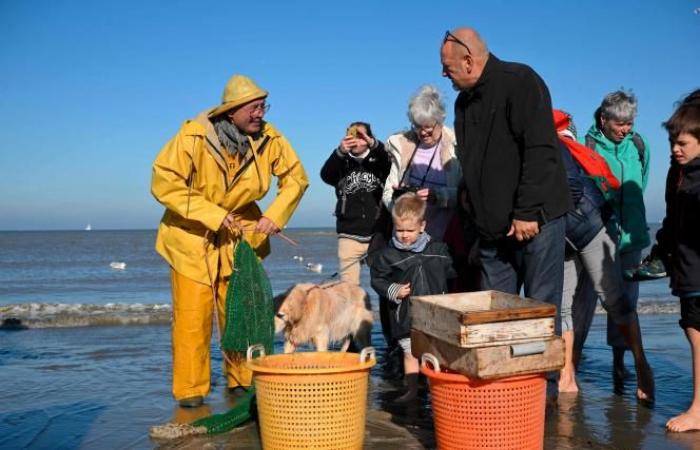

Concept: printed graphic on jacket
[[340, 170, 383, 195]]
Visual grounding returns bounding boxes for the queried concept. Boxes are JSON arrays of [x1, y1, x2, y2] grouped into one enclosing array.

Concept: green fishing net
[[185, 240, 273, 435], [221, 239, 274, 355], [191, 387, 256, 434]]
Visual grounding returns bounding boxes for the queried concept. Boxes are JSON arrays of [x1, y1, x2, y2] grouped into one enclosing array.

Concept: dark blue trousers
[[479, 216, 566, 334]]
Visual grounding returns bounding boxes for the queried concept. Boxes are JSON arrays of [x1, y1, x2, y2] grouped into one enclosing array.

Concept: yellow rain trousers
[[170, 269, 251, 400]]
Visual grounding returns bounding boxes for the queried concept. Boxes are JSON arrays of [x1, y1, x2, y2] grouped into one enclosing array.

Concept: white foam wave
[[0, 303, 172, 328]]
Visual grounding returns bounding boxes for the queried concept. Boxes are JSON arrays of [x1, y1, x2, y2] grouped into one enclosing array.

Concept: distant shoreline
[[0, 224, 662, 233], [0, 226, 338, 232]]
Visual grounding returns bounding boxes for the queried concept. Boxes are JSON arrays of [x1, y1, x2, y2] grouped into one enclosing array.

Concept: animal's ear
[[273, 291, 288, 313], [284, 286, 308, 322]]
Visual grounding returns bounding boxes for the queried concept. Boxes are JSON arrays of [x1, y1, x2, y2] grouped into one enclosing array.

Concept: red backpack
[[553, 110, 621, 193]]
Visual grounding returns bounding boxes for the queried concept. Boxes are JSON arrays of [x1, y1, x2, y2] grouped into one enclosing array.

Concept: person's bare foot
[[558, 369, 579, 394], [394, 390, 418, 404], [635, 363, 655, 402], [667, 409, 700, 432]]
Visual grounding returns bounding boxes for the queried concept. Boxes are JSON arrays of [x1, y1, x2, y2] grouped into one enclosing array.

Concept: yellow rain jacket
[[151, 112, 309, 283]]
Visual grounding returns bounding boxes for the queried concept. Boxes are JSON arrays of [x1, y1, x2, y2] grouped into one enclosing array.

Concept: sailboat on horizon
[[85, 223, 92, 231]]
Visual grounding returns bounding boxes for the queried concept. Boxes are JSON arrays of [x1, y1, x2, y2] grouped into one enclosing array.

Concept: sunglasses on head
[[443, 30, 471, 55]]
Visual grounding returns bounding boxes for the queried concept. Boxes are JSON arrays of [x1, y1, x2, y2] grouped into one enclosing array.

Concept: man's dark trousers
[[478, 216, 565, 334]]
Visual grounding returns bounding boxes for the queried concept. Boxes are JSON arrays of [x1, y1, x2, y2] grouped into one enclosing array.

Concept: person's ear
[[463, 54, 473, 73]]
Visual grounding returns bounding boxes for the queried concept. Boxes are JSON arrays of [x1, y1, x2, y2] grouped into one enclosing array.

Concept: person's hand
[[339, 135, 356, 154], [355, 128, 375, 149], [255, 216, 280, 235], [221, 213, 238, 230], [507, 219, 539, 241], [416, 188, 431, 202], [397, 283, 411, 299]]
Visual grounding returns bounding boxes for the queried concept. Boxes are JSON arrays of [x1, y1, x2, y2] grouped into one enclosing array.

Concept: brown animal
[[274, 281, 373, 353]]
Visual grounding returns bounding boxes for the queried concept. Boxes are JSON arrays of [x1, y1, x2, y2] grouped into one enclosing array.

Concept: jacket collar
[[680, 157, 700, 176], [190, 112, 280, 174], [387, 127, 456, 170], [586, 124, 637, 151], [467, 53, 498, 94]]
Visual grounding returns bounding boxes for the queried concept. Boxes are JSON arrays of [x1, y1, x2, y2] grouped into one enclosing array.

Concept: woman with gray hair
[[575, 89, 653, 391], [382, 85, 462, 240]]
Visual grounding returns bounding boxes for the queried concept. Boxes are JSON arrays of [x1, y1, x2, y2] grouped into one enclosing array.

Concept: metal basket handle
[[359, 346, 376, 363], [420, 353, 441, 373], [246, 344, 266, 362]]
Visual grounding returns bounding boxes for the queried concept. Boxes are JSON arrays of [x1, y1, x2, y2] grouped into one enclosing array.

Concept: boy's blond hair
[[392, 192, 426, 222]]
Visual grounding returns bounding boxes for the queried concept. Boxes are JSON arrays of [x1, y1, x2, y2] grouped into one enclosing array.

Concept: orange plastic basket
[[246, 345, 376, 450], [420, 353, 546, 450]]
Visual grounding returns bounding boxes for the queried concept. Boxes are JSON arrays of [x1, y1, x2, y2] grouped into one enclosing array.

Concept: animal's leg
[[353, 319, 372, 350], [314, 334, 329, 352], [339, 336, 352, 352], [284, 340, 296, 353]]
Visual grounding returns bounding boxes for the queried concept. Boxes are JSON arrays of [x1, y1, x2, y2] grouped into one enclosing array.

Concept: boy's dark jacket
[[656, 158, 700, 295], [320, 142, 391, 237], [370, 239, 456, 339], [454, 55, 571, 242]]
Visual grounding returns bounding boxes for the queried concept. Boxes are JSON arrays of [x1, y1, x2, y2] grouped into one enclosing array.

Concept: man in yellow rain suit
[[151, 74, 308, 407]]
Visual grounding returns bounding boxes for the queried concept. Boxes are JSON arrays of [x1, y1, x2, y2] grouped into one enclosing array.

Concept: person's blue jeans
[[479, 216, 566, 334]]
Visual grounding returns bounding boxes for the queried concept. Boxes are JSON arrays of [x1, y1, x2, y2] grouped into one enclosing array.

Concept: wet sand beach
[[2, 314, 700, 449]]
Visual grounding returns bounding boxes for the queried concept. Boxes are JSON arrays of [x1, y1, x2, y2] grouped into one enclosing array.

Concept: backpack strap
[[630, 132, 646, 170], [586, 132, 646, 170], [584, 134, 596, 150]]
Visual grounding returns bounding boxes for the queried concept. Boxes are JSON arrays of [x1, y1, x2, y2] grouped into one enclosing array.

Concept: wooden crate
[[410, 290, 555, 348], [411, 329, 564, 379]]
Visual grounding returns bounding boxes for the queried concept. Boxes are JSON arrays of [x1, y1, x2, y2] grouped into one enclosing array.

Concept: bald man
[[440, 28, 571, 332]]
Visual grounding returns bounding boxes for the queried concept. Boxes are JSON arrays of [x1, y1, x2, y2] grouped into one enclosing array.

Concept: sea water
[[0, 227, 676, 324]]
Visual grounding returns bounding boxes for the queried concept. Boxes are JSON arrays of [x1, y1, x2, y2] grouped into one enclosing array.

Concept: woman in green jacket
[[574, 90, 652, 389]]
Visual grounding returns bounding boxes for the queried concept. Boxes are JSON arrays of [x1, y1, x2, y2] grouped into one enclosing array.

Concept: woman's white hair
[[600, 89, 638, 122], [407, 85, 446, 126]]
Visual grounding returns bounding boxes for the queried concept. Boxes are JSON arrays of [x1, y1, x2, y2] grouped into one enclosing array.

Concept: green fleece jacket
[[584, 124, 651, 252]]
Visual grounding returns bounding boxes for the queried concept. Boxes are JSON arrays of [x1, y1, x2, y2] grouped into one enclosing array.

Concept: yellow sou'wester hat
[[207, 74, 268, 118]]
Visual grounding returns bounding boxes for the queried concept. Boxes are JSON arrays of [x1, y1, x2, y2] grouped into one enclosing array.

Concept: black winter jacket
[[454, 55, 571, 242], [370, 239, 456, 339], [320, 143, 391, 238], [656, 158, 700, 296]]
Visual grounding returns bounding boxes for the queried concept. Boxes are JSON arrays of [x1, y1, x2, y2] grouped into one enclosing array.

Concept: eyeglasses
[[443, 30, 471, 55], [247, 102, 271, 115], [413, 122, 439, 134]]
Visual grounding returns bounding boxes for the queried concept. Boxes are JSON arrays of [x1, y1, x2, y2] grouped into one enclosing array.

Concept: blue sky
[[1, 0, 698, 230]]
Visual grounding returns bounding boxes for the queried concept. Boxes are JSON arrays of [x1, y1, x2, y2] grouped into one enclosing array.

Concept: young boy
[[654, 90, 700, 432], [370, 192, 456, 402]]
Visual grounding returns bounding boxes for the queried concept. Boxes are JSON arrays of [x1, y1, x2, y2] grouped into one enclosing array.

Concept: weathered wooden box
[[411, 329, 564, 379], [409, 291, 563, 378], [410, 290, 556, 348]]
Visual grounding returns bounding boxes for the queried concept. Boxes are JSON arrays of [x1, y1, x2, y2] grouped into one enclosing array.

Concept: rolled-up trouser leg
[[171, 270, 213, 400], [606, 249, 642, 348], [215, 276, 253, 388], [561, 255, 582, 333]]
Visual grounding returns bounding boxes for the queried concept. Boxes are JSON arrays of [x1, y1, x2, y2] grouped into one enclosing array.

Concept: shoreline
[[0, 298, 682, 329]]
